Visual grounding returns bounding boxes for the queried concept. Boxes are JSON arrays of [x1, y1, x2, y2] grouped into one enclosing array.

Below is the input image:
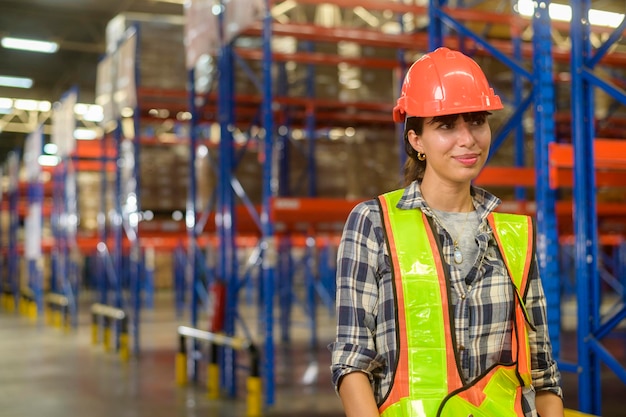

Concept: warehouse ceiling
[[0, 0, 185, 158], [0, 0, 184, 102], [0, 0, 624, 162], [1, 0, 622, 102]]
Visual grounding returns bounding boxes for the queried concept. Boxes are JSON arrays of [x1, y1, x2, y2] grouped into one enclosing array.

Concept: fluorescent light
[[43, 143, 58, 155], [74, 103, 104, 122], [14, 99, 39, 111], [0, 97, 11, 114], [0, 98, 104, 121], [74, 128, 99, 140], [1, 36, 59, 53], [74, 127, 100, 140], [38, 101, 51, 112], [38, 155, 60, 167], [0, 75, 33, 89], [589, 9, 626, 28], [516, 1, 624, 28]]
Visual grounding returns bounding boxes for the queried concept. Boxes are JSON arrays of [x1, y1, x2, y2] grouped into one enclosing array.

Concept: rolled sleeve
[[329, 342, 386, 394]]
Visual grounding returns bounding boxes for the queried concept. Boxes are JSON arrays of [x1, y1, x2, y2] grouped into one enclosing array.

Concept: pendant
[[453, 246, 463, 264]]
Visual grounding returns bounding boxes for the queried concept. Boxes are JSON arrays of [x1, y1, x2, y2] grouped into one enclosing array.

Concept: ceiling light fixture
[[0, 75, 33, 89], [1, 36, 59, 53], [38, 155, 60, 167], [516, 0, 625, 28], [14, 99, 41, 111], [74, 128, 100, 140], [0, 97, 13, 108]]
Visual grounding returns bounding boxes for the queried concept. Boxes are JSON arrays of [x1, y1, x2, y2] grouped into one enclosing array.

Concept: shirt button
[[461, 294, 466, 299], [458, 345, 465, 351]]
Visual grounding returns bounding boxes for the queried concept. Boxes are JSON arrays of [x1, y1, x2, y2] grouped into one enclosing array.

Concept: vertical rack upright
[[570, 0, 626, 414]]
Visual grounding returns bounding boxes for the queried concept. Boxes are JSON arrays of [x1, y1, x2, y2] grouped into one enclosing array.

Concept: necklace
[[452, 211, 470, 264], [431, 209, 471, 265]]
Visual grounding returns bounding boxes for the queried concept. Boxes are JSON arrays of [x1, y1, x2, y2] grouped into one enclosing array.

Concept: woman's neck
[[419, 179, 473, 212]]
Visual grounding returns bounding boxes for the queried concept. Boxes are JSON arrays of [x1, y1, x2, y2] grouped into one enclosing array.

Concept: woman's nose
[[456, 122, 475, 145]]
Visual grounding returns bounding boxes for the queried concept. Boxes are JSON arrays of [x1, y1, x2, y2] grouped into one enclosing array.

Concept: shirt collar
[[396, 181, 501, 222]]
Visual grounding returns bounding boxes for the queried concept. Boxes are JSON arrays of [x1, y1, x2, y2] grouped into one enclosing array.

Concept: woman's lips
[[455, 154, 479, 166]]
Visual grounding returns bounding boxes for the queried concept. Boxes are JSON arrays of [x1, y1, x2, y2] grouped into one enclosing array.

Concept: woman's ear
[[406, 129, 423, 154]]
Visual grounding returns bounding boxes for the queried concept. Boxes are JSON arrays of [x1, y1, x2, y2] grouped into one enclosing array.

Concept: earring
[[417, 151, 426, 161]]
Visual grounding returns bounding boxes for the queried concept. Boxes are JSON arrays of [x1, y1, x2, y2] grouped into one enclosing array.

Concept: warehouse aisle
[[1, 293, 624, 416], [0, 293, 343, 417]]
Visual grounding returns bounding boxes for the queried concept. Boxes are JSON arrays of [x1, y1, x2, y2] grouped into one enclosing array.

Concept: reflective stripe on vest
[[487, 212, 535, 387], [378, 189, 532, 417]]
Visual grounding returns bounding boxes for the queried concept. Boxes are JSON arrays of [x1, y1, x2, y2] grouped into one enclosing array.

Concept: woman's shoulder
[[348, 198, 381, 218], [342, 198, 384, 231]]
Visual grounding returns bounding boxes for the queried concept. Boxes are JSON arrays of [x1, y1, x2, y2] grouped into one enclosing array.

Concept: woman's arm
[[535, 390, 564, 417], [338, 372, 380, 417], [330, 201, 387, 402]]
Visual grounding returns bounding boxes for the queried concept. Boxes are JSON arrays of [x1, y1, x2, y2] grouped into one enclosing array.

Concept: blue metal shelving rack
[[48, 87, 82, 329], [95, 24, 144, 356], [570, 0, 626, 414], [185, 0, 625, 413], [5, 152, 20, 312]]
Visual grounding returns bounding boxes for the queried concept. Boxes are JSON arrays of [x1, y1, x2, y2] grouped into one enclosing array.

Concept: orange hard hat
[[392, 47, 503, 122]]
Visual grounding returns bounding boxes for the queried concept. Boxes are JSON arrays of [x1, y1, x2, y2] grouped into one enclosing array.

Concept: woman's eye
[[438, 123, 452, 130]]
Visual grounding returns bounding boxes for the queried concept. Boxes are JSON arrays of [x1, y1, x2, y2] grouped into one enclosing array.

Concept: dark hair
[[402, 111, 491, 185]]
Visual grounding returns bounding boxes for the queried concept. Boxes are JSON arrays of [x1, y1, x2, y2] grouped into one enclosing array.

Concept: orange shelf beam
[[244, 21, 427, 50], [549, 139, 626, 188], [277, 0, 426, 14], [271, 197, 362, 226], [73, 140, 116, 159]]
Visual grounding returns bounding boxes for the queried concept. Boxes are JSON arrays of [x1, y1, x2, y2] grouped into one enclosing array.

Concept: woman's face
[[408, 113, 491, 186]]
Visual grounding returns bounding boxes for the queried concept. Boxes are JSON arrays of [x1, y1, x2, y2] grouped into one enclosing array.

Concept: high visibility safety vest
[[378, 189, 534, 417]]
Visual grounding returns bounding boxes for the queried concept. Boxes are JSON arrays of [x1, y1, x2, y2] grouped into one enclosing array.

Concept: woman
[[329, 47, 563, 417]]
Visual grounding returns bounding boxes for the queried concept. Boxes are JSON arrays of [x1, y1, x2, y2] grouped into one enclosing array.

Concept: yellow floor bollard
[[176, 335, 187, 386], [175, 352, 187, 386], [91, 320, 98, 345], [207, 362, 220, 399], [103, 327, 111, 352], [119, 332, 130, 361], [246, 376, 262, 417], [28, 301, 38, 321], [5, 296, 15, 313]]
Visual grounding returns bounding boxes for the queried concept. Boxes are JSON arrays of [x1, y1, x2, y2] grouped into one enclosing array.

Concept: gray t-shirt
[[431, 209, 481, 279]]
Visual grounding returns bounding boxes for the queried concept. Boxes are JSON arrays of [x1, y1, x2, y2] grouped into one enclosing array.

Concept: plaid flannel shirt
[[329, 181, 562, 417]]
